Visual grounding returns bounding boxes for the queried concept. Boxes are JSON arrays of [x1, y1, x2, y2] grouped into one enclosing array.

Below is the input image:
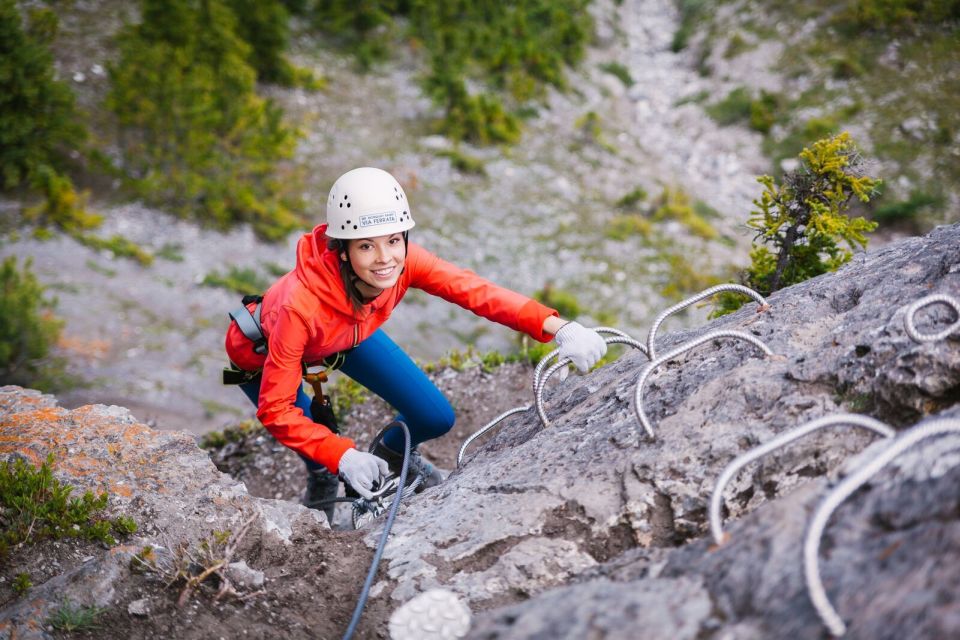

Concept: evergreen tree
[[108, 0, 304, 240], [226, 0, 306, 86], [714, 133, 880, 316], [0, 2, 94, 232], [0, 257, 64, 390]]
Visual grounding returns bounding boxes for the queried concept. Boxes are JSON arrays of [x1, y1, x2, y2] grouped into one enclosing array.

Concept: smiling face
[[345, 233, 406, 294]]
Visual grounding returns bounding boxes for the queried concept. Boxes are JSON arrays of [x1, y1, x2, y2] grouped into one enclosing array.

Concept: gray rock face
[[368, 223, 960, 637]]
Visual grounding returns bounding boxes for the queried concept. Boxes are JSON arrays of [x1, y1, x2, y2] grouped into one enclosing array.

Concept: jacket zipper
[[352, 324, 360, 348]]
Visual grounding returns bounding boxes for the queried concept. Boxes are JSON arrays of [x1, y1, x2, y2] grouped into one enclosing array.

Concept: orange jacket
[[225, 224, 559, 472]]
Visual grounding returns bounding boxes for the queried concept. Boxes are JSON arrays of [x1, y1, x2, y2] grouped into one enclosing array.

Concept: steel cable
[[633, 330, 774, 439], [646, 284, 769, 359], [535, 336, 648, 428], [903, 293, 960, 343], [803, 418, 960, 637], [342, 421, 413, 640], [456, 406, 532, 468], [708, 414, 895, 545]]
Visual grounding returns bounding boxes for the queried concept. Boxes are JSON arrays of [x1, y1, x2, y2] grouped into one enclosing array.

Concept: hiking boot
[[303, 468, 340, 524], [369, 422, 443, 493]]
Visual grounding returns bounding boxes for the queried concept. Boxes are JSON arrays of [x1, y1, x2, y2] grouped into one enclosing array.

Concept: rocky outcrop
[[375, 223, 959, 637], [1, 224, 958, 639]]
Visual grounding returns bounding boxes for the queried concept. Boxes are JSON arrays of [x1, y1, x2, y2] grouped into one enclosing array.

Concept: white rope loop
[[804, 418, 960, 637], [646, 284, 769, 359], [903, 293, 960, 343], [633, 330, 774, 439], [708, 414, 895, 545], [456, 406, 531, 468], [535, 336, 648, 428]]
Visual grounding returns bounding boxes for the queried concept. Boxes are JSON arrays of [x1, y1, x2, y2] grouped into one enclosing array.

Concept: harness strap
[[229, 295, 266, 355]]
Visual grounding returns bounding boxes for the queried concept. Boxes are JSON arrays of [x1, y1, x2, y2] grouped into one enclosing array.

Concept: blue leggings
[[239, 329, 456, 470]]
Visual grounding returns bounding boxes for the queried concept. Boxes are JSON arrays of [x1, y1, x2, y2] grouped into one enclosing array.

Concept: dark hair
[[327, 238, 367, 312]]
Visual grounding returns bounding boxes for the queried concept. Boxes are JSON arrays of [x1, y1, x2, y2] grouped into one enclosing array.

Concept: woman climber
[[223, 167, 607, 517]]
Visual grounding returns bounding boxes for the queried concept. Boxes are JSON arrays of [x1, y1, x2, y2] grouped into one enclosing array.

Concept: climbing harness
[[803, 418, 960, 637], [633, 329, 775, 439], [708, 414, 895, 546], [903, 292, 960, 343], [646, 284, 769, 359]]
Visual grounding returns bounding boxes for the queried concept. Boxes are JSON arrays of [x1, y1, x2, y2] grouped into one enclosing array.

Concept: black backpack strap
[[229, 295, 267, 355]]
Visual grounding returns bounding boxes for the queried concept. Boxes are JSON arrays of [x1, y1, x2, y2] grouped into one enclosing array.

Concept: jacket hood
[[294, 224, 390, 319]]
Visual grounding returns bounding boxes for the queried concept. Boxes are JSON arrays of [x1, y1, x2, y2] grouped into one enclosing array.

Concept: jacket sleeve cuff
[[519, 299, 560, 343], [313, 435, 356, 474]]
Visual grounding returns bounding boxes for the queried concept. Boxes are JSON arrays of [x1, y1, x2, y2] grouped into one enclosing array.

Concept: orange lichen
[[0, 446, 42, 466]]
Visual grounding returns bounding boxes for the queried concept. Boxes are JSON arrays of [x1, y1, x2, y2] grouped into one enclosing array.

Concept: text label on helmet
[[359, 211, 399, 228]]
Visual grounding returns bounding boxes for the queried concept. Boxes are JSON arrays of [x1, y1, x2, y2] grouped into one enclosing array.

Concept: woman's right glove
[[555, 321, 608, 372], [338, 448, 390, 500]]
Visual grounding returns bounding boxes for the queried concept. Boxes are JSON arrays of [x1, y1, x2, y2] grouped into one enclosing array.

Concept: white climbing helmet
[[325, 167, 415, 239]]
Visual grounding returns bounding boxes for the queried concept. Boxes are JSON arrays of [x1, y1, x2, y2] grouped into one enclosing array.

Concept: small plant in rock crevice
[[0, 454, 136, 560], [713, 132, 880, 316], [45, 599, 106, 632]]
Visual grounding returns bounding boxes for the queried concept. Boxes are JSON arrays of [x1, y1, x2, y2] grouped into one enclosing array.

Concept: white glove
[[555, 322, 607, 372], [338, 448, 390, 500]]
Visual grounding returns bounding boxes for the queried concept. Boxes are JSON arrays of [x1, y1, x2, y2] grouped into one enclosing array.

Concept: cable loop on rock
[[536, 336, 648, 428], [903, 293, 960, 343], [532, 327, 636, 398], [708, 414, 895, 545], [633, 330, 774, 439], [459, 330, 643, 469], [804, 418, 960, 637], [456, 406, 532, 468], [647, 284, 769, 359]]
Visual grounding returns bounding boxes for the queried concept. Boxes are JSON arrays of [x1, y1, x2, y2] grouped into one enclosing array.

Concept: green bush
[[615, 186, 648, 210], [201, 266, 270, 294], [0, 454, 136, 560], [706, 87, 754, 126], [0, 257, 64, 390], [107, 0, 305, 241], [873, 188, 944, 224], [653, 187, 717, 240], [834, 0, 960, 32], [599, 61, 634, 86], [313, 0, 593, 144], [0, 2, 94, 233], [713, 132, 880, 316], [226, 0, 320, 87], [12, 572, 31, 595], [672, 0, 710, 52]]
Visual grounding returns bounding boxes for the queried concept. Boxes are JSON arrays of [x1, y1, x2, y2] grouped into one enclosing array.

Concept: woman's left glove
[[554, 322, 607, 372]]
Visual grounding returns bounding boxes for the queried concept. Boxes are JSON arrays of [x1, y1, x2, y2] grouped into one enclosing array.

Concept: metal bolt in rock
[[536, 336, 648, 428], [708, 413, 895, 546], [646, 284, 769, 359], [903, 293, 960, 343], [804, 418, 960, 637], [633, 330, 775, 439]]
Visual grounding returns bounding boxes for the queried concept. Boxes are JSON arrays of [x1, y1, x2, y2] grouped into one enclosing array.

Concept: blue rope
[[342, 421, 412, 640]]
